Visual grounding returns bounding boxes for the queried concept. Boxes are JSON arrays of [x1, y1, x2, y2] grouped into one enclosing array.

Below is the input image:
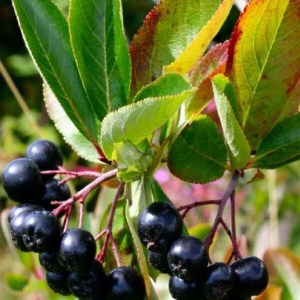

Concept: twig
[[178, 200, 221, 219]]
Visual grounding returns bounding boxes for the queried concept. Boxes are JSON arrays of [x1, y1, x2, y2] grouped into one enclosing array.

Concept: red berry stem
[[204, 173, 240, 250], [78, 200, 84, 229], [52, 169, 118, 216], [41, 168, 101, 179], [177, 200, 222, 219], [97, 182, 124, 266], [62, 205, 72, 233]]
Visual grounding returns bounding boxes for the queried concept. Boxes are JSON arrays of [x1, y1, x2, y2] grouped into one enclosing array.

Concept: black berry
[[169, 275, 204, 300], [202, 262, 234, 299], [39, 251, 66, 273], [148, 251, 171, 274], [68, 260, 106, 298], [46, 271, 71, 295], [41, 179, 71, 210], [26, 139, 63, 174], [137, 202, 183, 253], [106, 266, 145, 300], [8, 203, 44, 224], [58, 228, 96, 273], [228, 256, 269, 298], [22, 210, 61, 252], [168, 236, 209, 281], [2, 158, 44, 202]]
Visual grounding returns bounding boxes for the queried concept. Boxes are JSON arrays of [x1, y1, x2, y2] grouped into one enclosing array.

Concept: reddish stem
[[41, 169, 101, 178], [178, 200, 221, 219]]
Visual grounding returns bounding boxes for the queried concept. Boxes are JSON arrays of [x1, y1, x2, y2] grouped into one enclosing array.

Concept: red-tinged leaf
[[226, 0, 300, 150], [186, 41, 229, 117], [130, 0, 227, 96]]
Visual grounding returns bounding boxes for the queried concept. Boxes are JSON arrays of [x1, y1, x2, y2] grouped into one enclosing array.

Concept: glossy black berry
[[26, 139, 63, 174], [9, 211, 31, 252], [228, 256, 269, 298], [46, 271, 71, 295], [68, 260, 106, 298], [2, 158, 44, 202], [202, 262, 234, 299], [169, 275, 204, 300], [168, 236, 209, 281], [8, 203, 44, 224], [148, 251, 171, 274], [39, 251, 66, 273], [22, 210, 61, 252], [58, 228, 96, 273], [41, 179, 71, 210], [137, 202, 183, 253], [106, 266, 145, 300]]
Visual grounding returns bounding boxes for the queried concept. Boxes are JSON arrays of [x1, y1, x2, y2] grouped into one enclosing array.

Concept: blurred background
[[1, 0, 299, 299]]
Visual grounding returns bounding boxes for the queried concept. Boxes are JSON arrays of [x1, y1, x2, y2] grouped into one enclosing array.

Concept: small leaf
[[101, 88, 195, 159], [129, 0, 229, 95], [186, 41, 229, 117], [227, 0, 300, 149], [12, 0, 98, 142], [167, 115, 227, 183], [212, 74, 250, 169], [69, 0, 131, 120], [164, 0, 234, 75], [44, 85, 100, 163], [5, 273, 29, 291], [264, 247, 300, 300], [254, 113, 300, 169]]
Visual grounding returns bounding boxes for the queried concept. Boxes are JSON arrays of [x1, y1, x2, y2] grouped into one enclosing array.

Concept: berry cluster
[[3, 140, 146, 300], [137, 202, 269, 300]]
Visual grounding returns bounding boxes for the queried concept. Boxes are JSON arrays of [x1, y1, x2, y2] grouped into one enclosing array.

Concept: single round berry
[[148, 251, 171, 274], [168, 236, 209, 281], [46, 271, 71, 295], [169, 275, 204, 300], [25, 139, 63, 175], [22, 210, 61, 252], [68, 260, 106, 298], [137, 202, 183, 253], [228, 256, 269, 298], [2, 158, 44, 202], [106, 266, 145, 300], [58, 228, 96, 273], [41, 179, 71, 210], [9, 211, 31, 252], [202, 262, 234, 299], [8, 203, 44, 224], [39, 251, 66, 273]]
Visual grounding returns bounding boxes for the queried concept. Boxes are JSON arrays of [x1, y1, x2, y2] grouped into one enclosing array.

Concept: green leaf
[[44, 85, 100, 163], [212, 74, 250, 169], [130, 0, 232, 95], [254, 113, 300, 169], [227, 0, 300, 149], [100, 87, 195, 159], [5, 273, 29, 291], [12, 0, 98, 142], [69, 0, 131, 120], [265, 248, 300, 300], [167, 115, 227, 183]]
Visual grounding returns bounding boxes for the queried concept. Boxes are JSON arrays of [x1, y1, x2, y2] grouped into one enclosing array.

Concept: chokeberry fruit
[[202, 262, 234, 300], [26, 139, 63, 175], [228, 256, 269, 298], [168, 236, 209, 281], [68, 260, 106, 298], [22, 210, 61, 252], [106, 266, 145, 300], [137, 202, 183, 253], [2, 158, 44, 202], [41, 179, 71, 210], [169, 275, 204, 300], [148, 251, 171, 274], [39, 251, 66, 273], [46, 271, 71, 295], [8, 203, 44, 224], [9, 210, 31, 252], [58, 228, 96, 273]]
